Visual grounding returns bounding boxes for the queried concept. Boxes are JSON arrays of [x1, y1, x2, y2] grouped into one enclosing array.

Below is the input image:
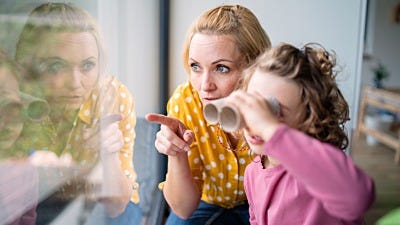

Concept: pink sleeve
[[264, 124, 375, 221]]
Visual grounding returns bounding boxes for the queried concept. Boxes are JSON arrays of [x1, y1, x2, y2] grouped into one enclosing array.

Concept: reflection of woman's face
[[0, 68, 24, 149], [35, 32, 99, 111], [188, 34, 244, 104]]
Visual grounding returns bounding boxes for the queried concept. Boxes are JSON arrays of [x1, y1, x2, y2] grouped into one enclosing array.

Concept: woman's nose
[[66, 68, 82, 89], [201, 71, 215, 91]]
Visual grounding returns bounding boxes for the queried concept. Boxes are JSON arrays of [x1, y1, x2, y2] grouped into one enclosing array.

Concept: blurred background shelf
[[355, 85, 400, 164]]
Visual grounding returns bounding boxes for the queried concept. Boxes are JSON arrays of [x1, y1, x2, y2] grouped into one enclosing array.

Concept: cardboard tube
[[219, 97, 280, 132], [19, 92, 50, 121], [203, 98, 225, 125], [219, 105, 243, 132]]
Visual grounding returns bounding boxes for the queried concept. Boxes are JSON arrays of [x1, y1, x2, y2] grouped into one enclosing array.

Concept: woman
[[146, 4, 271, 225], [15, 2, 139, 224]]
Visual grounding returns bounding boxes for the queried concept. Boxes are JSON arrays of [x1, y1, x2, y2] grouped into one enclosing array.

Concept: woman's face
[[34, 32, 99, 111], [244, 70, 302, 152], [0, 68, 24, 149], [188, 34, 244, 104]]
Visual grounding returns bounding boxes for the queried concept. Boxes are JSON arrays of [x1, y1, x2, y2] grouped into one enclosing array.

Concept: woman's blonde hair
[[242, 43, 350, 150], [15, 2, 106, 79], [182, 4, 271, 73]]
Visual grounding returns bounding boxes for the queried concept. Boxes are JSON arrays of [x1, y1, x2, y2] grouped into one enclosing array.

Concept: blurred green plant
[[372, 62, 390, 88]]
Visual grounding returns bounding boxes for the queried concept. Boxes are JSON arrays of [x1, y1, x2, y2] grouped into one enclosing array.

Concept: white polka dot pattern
[[165, 82, 252, 208], [77, 77, 139, 203]]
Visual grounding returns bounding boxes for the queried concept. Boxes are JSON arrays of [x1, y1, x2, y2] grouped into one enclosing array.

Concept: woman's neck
[[226, 132, 239, 149], [49, 106, 79, 123]]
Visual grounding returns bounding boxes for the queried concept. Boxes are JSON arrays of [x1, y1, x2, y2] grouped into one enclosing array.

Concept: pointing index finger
[[145, 113, 189, 136], [145, 113, 177, 127], [146, 113, 193, 150]]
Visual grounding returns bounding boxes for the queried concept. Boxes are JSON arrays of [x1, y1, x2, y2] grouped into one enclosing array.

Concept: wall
[[0, 0, 98, 59], [362, 0, 400, 87], [170, 0, 367, 130], [96, 0, 160, 117]]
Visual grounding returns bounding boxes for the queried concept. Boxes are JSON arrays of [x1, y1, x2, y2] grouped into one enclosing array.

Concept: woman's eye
[[37, 60, 66, 74], [50, 62, 64, 73], [190, 63, 200, 72], [216, 65, 229, 73], [81, 61, 96, 72], [46, 61, 66, 74]]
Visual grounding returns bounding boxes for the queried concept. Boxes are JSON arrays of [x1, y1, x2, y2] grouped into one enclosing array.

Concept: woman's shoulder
[[169, 81, 199, 106], [171, 81, 193, 95], [97, 76, 133, 100], [167, 82, 202, 124], [101, 76, 129, 90]]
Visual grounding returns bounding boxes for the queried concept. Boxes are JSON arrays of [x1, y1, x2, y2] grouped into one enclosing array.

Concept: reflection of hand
[[83, 114, 131, 217], [29, 150, 73, 167], [83, 114, 124, 158], [145, 113, 194, 156]]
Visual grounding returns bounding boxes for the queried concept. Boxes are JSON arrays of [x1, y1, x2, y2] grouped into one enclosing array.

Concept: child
[[0, 51, 24, 153], [0, 51, 38, 225], [0, 51, 49, 158], [224, 43, 375, 225]]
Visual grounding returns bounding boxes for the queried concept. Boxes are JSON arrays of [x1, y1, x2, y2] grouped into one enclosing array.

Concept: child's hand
[[225, 90, 280, 141]]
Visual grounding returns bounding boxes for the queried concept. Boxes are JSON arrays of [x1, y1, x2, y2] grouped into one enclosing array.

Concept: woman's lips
[[62, 95, 82, 103], [202, 97, 218, 104]]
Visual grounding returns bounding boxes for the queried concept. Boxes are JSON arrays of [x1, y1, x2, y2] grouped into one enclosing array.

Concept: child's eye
[[216, 65, 229, 73], [190, 63, 200, 72]]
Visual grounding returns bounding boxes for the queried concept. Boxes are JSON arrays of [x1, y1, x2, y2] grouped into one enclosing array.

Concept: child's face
[[34, 32, 99, 112], [0, 67, 24, 149], [244, 69, 302, 151]]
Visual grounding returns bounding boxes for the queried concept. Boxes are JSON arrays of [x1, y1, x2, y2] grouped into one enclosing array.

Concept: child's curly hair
[[241, 43, 350, 150]]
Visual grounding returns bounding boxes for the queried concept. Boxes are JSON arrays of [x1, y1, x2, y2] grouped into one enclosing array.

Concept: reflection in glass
[[1, 2, 142, 225]]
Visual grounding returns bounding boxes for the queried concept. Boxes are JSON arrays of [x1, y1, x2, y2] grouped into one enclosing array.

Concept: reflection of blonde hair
[[182, 4, 271, 73], [242, 43, 350, 150], [15, 2, 106, 79]]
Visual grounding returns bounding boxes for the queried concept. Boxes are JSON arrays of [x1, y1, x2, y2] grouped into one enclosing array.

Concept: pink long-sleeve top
[[244, 125, 375, 225]]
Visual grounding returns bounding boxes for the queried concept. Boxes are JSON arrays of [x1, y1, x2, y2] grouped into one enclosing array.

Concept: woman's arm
[[164, 152, 201, 218], [100, 150, 133, 217], [146, 113, 200, 219], [83, 81, 137, 217], [85, 114, 132, 217]]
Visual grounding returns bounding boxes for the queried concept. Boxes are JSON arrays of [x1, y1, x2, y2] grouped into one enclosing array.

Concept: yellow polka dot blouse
[[167, 81, 253, 208], [16, 76, 139, 203]]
